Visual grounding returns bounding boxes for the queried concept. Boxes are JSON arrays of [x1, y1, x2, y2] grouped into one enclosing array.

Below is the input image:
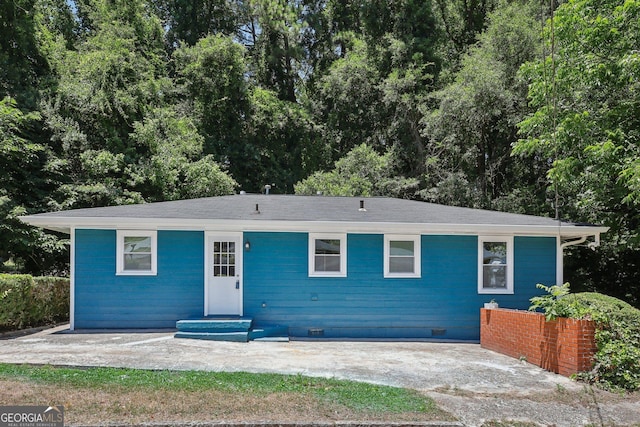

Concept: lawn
[[0, 363, 455, 424]]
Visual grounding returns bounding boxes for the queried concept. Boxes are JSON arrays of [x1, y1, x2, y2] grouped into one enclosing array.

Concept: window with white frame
[[478, 236, 513, 294], [116, 230, 157, 275], [384, 235, 421, 278], [308, 233, 347, 277]]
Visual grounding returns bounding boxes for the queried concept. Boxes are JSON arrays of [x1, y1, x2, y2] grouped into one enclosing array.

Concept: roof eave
[[19, 215, 609, 238]]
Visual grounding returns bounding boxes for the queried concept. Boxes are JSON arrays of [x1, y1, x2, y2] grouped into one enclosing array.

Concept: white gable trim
[[19, 216, 608, 240]]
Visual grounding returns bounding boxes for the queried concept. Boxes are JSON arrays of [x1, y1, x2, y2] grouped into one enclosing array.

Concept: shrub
[[0, 274, 69, 331], [530, 284, 640, 392]]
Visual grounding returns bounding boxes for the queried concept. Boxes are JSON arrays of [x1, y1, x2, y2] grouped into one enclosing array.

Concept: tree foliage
[[514, 0, 640, 304], [0, 0, 639, 308], [295, 144, 418, 198]]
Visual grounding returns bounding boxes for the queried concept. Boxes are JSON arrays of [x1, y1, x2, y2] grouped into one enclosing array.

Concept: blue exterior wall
[[74, 229, 204, 328], [243, 233, 556, 340], [73, 228, 556, 338]]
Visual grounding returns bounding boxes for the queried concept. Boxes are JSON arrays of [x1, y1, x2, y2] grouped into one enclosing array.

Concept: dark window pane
[[124, 236, 151, 253], [124, 254, 152, 270], [483, 242, 506, 264], [483, 265, 507, 288], [315, 255, 340, 272], [390, 241, 414, 256], [389, 257, 414, 273], [315, 239, 340, 255]]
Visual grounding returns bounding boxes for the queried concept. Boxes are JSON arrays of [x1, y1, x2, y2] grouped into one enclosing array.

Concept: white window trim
[[384, 235, 421, 278], [116, 230, 157, 276], [478, 235, 514, 294], [308, 233, 347, 277]]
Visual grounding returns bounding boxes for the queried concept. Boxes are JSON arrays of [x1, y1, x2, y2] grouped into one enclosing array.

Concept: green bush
[[530, 284, 640, 392], [0, 274, 69, 331]]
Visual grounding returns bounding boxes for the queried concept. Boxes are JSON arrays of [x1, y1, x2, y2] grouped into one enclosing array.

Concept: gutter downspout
[[556, 235, 594, 285]]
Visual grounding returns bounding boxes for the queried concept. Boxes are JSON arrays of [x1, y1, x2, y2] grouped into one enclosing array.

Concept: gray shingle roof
[[26, 194, 573, 227]]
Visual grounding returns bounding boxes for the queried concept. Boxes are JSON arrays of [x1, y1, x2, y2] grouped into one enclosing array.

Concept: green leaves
[[294, 144, 418, 198], [530, 286, 640, 391], [528, 283, 572, 321]]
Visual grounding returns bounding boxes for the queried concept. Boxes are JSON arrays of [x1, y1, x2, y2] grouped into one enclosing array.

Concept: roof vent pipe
[[255, 204, 260, 214], [359, 200, 366, 212]]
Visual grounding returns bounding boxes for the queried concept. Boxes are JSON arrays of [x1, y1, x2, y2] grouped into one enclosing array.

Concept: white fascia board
[[19, 215, 609, 238]]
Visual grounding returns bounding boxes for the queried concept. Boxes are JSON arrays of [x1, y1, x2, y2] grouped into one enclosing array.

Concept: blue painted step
[[176, 318, 252, 333], [175, 331, 248, 342], [249, 325, 289, 341], [174, 317, 289, 342]]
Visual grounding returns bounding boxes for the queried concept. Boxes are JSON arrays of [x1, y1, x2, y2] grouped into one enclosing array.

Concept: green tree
[[242, 87, 322, 193], [152, 0, 237, 48], [295, 143, 418, 198], [422, 1, 542, 210], [0, 0, 50, 108], [173, 34, 249, 184], [129, 106, 238, 200], [433, 0, 499, 63], [239, 0, 306, 102], [0, 97, 67, 274], [514, 0, 640, 305], [309, 38, 384, 159]]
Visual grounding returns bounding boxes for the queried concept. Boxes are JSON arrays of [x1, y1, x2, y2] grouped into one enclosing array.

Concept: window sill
[[309, 272, 347, 278], [116, 271, 157, 276], [478, 288, 514, 295], [384, 273, 421, 279]]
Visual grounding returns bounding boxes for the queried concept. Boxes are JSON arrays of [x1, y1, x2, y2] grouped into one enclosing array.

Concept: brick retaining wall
[[480, 308, 596, 377]]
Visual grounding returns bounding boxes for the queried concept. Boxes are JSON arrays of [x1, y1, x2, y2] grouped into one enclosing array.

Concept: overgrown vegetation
[[0, 274, 69, 331], [2, 0, 640, 307], [0, 364, 445, 419], [529, 284, 640, 392]]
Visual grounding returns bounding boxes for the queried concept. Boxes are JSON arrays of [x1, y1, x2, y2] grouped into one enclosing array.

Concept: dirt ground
[[1, 325, 639, 426]]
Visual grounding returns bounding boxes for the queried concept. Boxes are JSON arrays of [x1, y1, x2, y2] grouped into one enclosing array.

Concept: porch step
[[174, 331, 248, 342], [174, 318, 289, 342], [249, 325, 289, 342], [176, 318, 252, 333]]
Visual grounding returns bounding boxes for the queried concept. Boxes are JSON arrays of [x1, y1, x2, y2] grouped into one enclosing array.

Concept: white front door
[[205, 233, 242, 315]]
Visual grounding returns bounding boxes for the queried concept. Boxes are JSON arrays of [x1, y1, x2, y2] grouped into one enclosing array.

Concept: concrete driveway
[[1, 325, 638, 426]]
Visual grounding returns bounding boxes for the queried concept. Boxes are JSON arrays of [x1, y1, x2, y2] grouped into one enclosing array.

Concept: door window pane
[[213, 240, 236, 277]]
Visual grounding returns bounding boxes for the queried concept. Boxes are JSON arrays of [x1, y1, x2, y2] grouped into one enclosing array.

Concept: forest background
[[1, 0, 639, 308]]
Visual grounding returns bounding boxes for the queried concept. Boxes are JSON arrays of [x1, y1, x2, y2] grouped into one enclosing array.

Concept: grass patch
[[0, 363, 448, 424]]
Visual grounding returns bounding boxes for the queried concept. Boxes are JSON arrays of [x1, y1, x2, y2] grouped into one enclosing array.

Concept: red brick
[[480, 308, 596, 377]]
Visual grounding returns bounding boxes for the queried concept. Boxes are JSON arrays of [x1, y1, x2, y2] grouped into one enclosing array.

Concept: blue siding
[[512, 235, 557, 306], [243, 232, 556, 340], [73, 228, 556, 339], [74, 229, 204, 328]]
